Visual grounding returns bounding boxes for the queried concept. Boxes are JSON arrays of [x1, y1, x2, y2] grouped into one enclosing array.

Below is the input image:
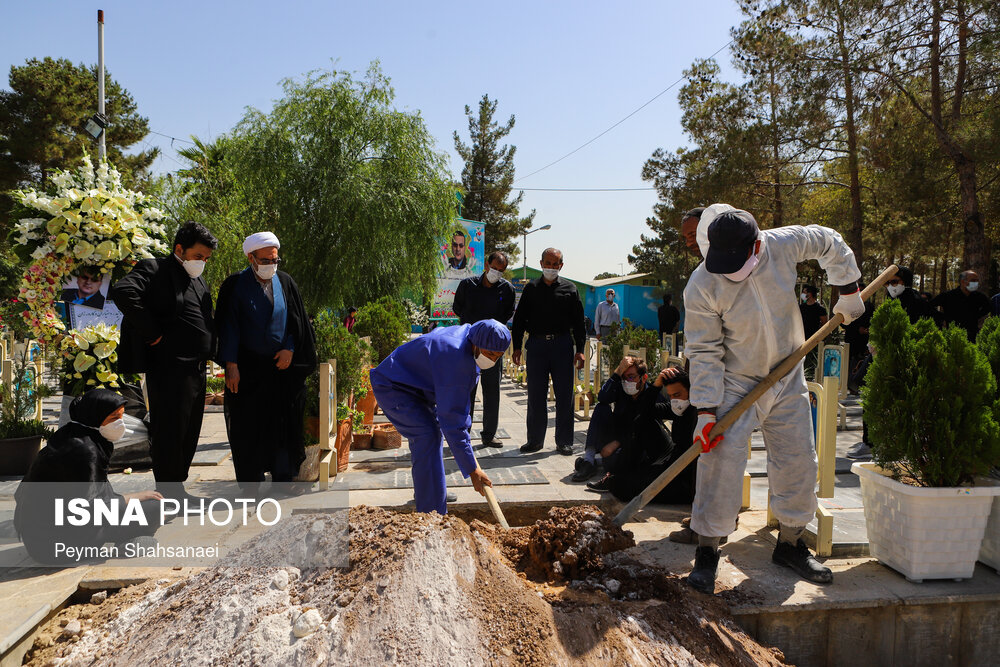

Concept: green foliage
[[0, 340, 54, 436], [205, 376, 226, 394], [600, 319, 662, 372], [312, 312, 372, 401], [0, 57, 157, 232], [217, 64, 454, 312], [453, 94, 534, 262], [592, 272, 621, 281], [354, 297, 410, 363], [863, 300, 1000, 487]]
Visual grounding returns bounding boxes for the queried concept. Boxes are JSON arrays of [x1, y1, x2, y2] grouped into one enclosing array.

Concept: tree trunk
[[836, 5, 864, 270], [956, 159, 987, 279]]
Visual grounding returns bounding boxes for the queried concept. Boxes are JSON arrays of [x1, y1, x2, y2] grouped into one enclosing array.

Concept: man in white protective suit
[[683, 205, 865, 594]]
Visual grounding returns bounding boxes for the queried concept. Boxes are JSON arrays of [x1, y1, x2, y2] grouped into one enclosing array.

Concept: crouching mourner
[[371, 320, 511, 514], [683, 204, 865, 594]]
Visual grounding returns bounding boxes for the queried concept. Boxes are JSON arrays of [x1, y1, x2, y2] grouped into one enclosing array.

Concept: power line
[[514, 38, 735, 184], [148, 129, 196, 146]]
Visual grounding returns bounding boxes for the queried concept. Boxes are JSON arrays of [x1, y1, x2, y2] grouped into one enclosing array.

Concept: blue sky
[[3, 1, 745, 280]]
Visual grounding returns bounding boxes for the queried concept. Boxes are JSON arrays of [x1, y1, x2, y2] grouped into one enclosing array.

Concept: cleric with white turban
[[215, 232, 317, 484]]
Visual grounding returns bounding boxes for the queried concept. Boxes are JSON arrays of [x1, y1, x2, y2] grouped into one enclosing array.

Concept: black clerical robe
[[215, 269, 317, 483]]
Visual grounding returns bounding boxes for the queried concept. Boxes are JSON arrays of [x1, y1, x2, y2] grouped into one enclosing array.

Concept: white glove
[[693, 412, 723, 453], [833, 289, 865, 325]]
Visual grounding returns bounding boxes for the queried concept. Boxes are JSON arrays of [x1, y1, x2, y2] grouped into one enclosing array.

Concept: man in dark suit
[[110, 221, 217, 494], [453, 250, 516, 447], [62, 266, 106, 310]]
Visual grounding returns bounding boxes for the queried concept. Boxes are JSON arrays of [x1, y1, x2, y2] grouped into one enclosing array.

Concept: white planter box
[[979, 494, 1000, 573], [852, 462, 1000, 582]]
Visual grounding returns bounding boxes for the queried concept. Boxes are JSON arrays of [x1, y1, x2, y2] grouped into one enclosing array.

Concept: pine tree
[[453, 95, 535, 262]]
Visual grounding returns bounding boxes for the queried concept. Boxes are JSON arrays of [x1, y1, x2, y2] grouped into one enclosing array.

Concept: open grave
[[23, 505, 786, 666]]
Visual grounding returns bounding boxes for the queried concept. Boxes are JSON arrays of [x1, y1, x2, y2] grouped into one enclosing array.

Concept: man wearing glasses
[[216, 232, 317, 485]]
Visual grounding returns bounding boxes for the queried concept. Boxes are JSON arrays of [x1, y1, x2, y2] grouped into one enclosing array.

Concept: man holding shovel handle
[[614, 203, 893, 595]]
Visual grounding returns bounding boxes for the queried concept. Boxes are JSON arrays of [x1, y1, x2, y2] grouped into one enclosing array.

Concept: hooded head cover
[[705, 210, 760, 274], [242, 231, 281, 256], [69, 388, 126, 428], [467, 319, 512, 352], [696, 203, 736, 259]]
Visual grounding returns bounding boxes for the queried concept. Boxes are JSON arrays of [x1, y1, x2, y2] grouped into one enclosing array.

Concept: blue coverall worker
[[371, 320, 512, 514]]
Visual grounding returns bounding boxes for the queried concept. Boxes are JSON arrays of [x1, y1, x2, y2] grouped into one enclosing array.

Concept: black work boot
[[772, 539, 833, 584], [687, 546, 720, 594]]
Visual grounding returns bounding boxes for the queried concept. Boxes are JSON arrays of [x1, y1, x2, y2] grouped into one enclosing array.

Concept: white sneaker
[[446, 491, 458, 503], [846, 442, 872, 460]]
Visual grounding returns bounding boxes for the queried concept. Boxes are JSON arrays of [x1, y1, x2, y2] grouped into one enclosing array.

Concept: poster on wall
[[431, 218, 484, 322]]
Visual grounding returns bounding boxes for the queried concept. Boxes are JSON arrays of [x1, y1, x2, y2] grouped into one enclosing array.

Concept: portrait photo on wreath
[[61, 265, 108, 310]]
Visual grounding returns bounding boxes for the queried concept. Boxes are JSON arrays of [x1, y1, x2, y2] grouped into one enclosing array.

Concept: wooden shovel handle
[[612, 265, 898, 527]]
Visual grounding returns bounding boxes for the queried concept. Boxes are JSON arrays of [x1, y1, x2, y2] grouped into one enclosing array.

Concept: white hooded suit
[[684, 223, 861, 538]]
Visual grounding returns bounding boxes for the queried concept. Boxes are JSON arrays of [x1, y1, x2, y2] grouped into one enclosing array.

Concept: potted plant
[[333, 403, 355, 472], [974, 316, 1000, 571], [854, 300, 1000, 581], [354, 367, 376, 425], [305, 311, 372, 437]]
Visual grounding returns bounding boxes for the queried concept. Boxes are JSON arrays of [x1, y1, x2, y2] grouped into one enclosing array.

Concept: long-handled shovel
[[612, 265, 898, 528], [478, 466, 510, 529]]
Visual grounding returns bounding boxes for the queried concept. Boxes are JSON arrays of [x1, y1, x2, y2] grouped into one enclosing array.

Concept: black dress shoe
[[571, 460, 598, 482], [772, 539, 833, 584], [519, 442, 543, 454], [687, 546, 720, 594], [482, 437, 504, 448], [556, 442, 574, 456], [586, 472, 614, 492]]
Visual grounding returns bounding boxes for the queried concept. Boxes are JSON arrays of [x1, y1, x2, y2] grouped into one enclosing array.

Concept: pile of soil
[[25, 506, 786, 666]]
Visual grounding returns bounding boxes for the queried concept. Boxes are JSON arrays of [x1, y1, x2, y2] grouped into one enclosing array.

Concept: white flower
[[30, 246, 49, 259]]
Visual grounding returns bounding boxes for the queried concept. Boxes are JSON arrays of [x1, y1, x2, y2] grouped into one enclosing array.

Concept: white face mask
[[724, 252, 759, 283], [886, 284, 905, 298], [542, 268, 560, 281], [606, 295, 614, 303], [800, 292, 808, 302], [671, 398, 691, 415], [181, 259, 206, 279], [968, 281, 979, 292], [622, 380, 640, 396], [99, 418, 126, 443], [254, 262, 277, 280], [486, 268, 503, 284], [475, 351, 497, 370]]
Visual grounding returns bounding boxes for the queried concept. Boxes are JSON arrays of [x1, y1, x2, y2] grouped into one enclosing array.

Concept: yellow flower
[[92, 341, 116, 359], [80, 197, 97, 213], [96, 370, 118, 384], [46, 217, 64, 235], [118, 238, 132, 258], [73, 240, 95, 259], [73, 372, 82, 379], [80, 328, 100, 344], [53, 233, 70, 254], [71, 331, 90, 350], [95, 240, 117, 260], [73, 353, 96, 372]]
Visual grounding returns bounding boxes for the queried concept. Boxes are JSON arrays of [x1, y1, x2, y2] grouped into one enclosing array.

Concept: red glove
[[694, 412, 724, 453]]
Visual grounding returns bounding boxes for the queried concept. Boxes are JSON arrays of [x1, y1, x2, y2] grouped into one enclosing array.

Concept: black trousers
[[470, 357, 502, 441], [525, 334, 574, 448], [145, 360, 206, 483]]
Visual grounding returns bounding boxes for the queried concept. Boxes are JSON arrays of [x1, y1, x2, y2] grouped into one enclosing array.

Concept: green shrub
[[205, 376, 226, 393], [306, 311, 372, 415], [600, 319, 661, 372], [354, 296, 410, 362], [864, 299, 1000, 487]]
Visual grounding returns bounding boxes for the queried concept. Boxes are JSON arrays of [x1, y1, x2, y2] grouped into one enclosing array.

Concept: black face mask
[[69, 388, 126, 428]]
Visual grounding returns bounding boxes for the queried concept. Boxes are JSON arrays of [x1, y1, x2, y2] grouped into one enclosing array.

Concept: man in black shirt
[[798, 285, 827, 339], [453, 251, 516, 447], [512, 247, 586, 455], [111, 222, 217, 494], [930, 270, 991, 340], [885, 267, 938, 325], [658, 294, 680, 340]]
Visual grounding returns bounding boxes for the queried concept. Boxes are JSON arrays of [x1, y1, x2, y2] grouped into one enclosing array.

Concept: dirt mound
[[25, 506, 786, 666], [473, 505, 634, 580]]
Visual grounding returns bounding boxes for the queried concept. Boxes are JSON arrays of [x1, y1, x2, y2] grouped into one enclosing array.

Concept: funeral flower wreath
[[9, 155, 169, 394]]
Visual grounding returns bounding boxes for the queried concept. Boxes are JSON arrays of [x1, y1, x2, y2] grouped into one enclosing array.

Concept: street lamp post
[[522, 224, 552, 280]]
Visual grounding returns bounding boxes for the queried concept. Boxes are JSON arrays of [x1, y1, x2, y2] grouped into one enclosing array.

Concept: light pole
[[522, 224, 552, 280]]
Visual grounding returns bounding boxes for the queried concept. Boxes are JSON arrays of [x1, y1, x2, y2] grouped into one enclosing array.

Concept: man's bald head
[[541, 247, 563, 265]]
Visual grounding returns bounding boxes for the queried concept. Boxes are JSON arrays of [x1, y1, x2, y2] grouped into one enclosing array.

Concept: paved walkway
[[2, 370, 996, 666]]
